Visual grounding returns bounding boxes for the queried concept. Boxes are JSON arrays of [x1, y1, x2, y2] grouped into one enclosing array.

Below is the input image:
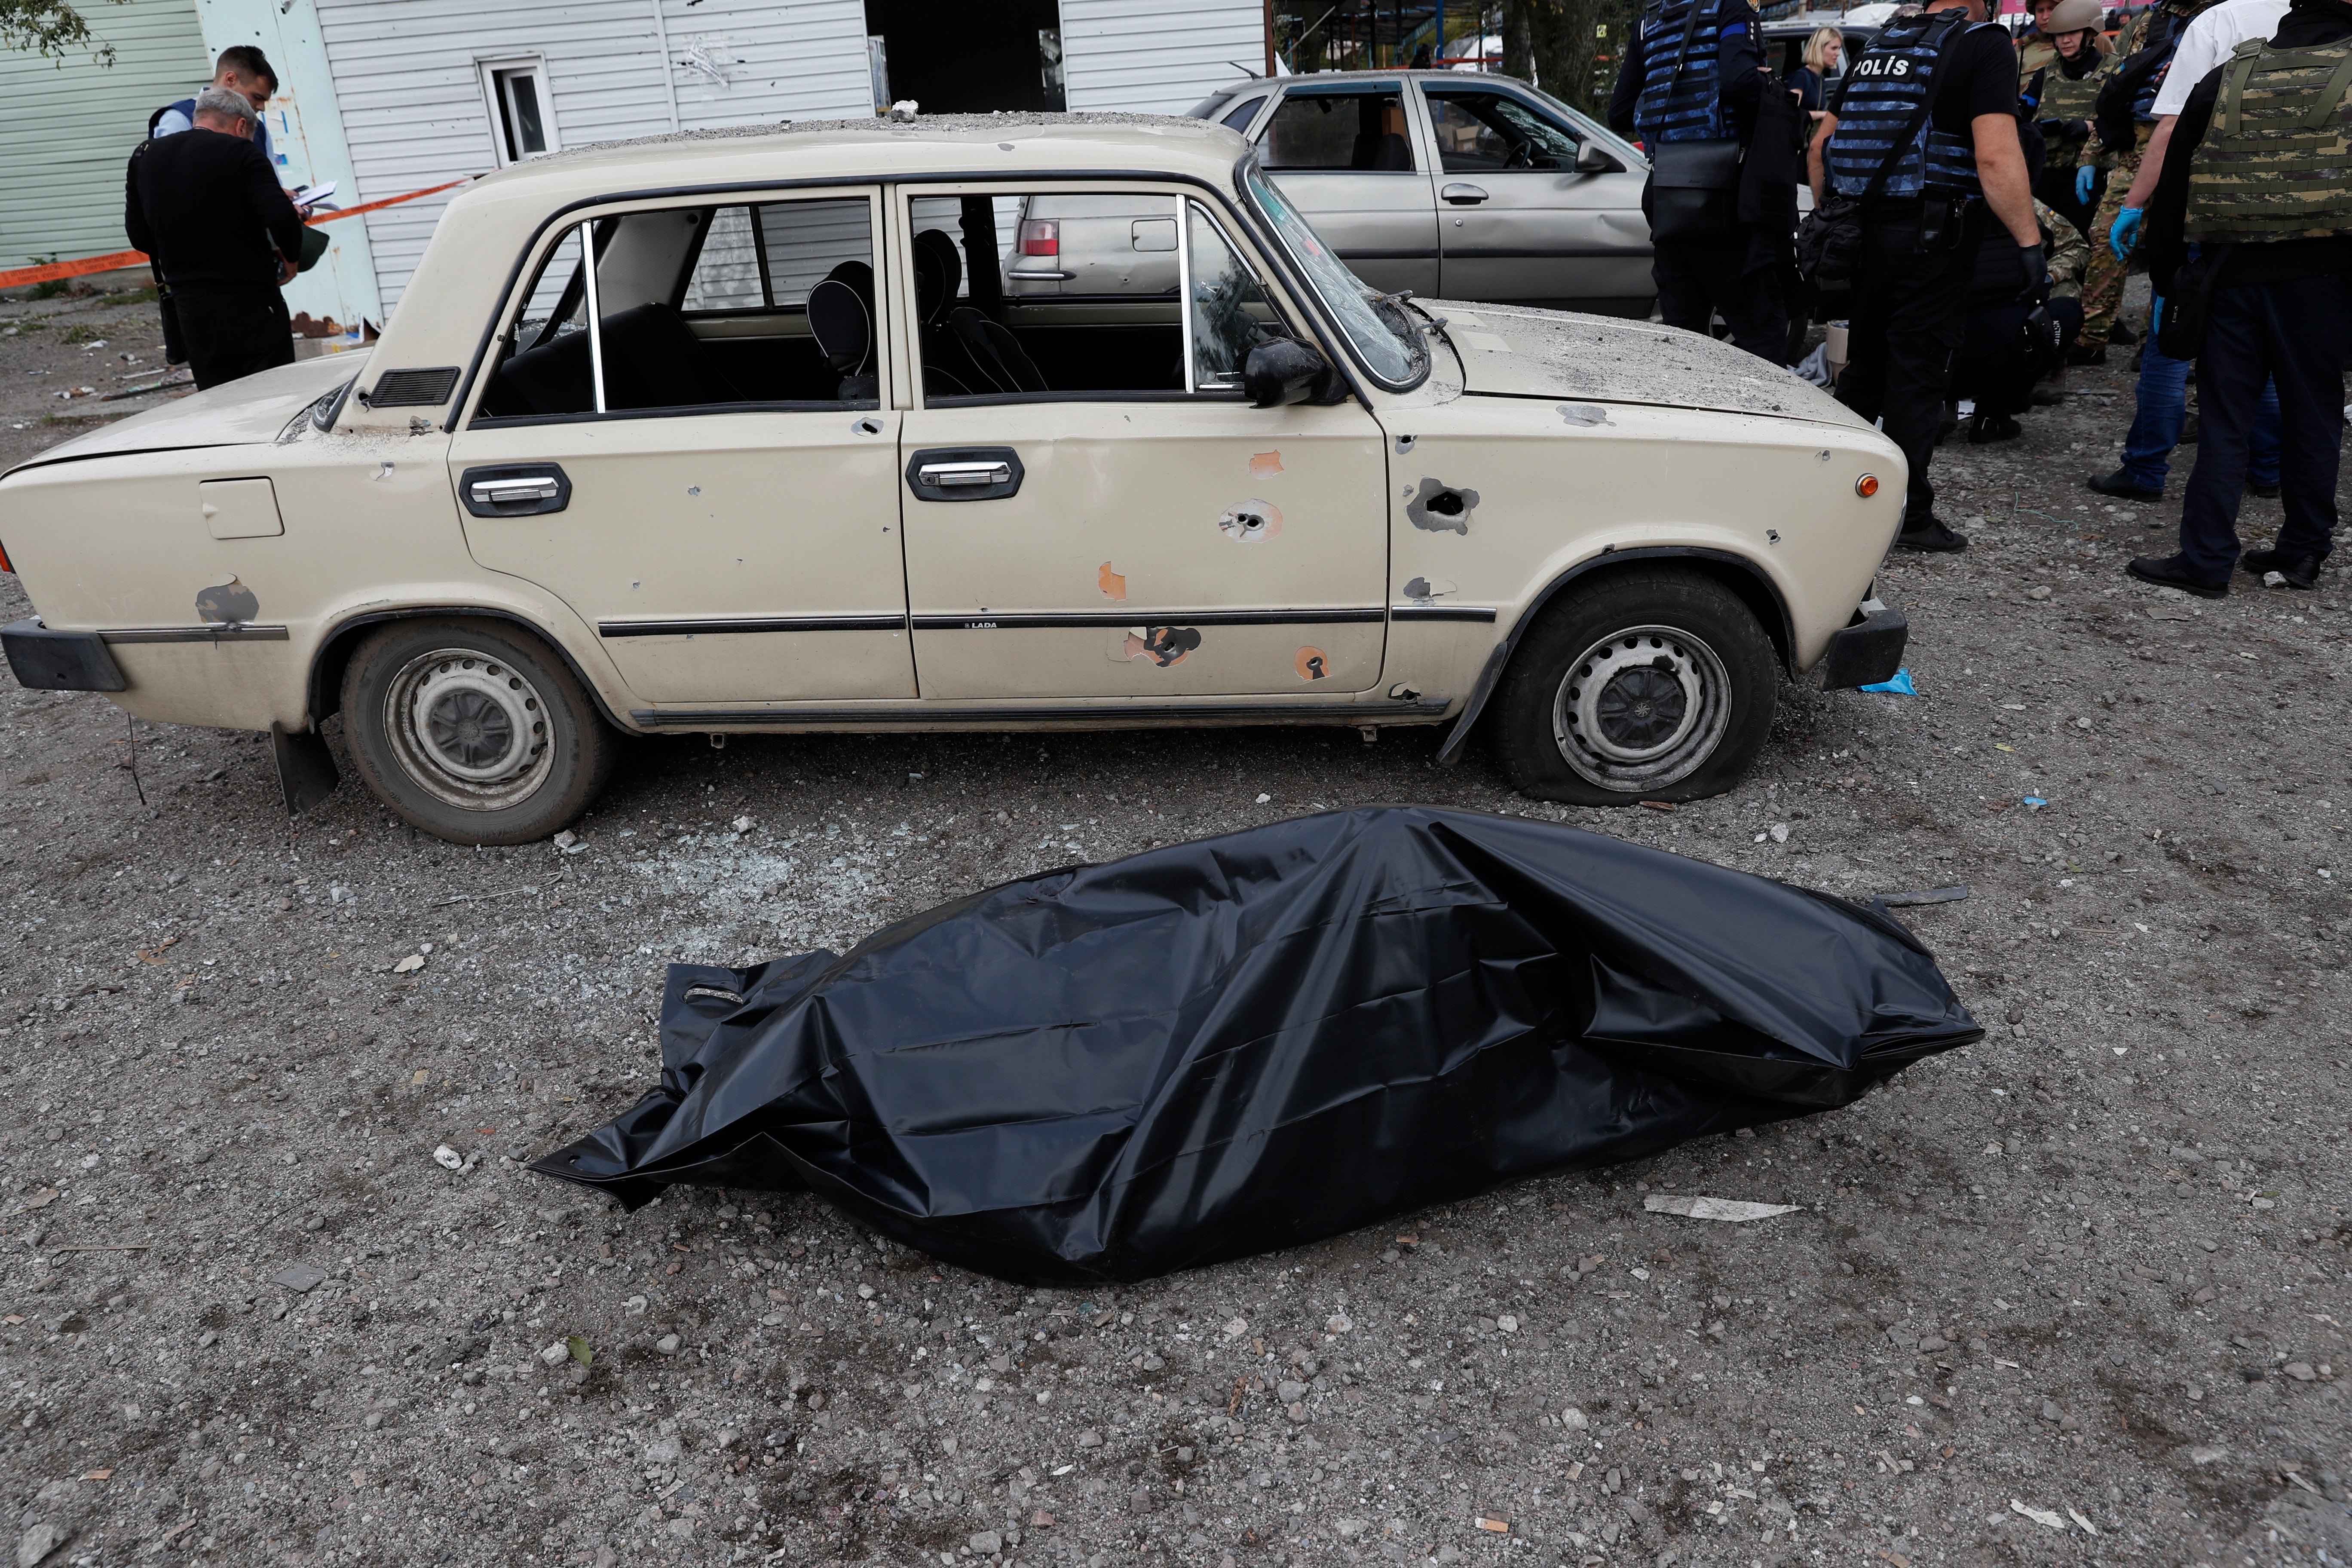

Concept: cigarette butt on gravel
[[1643, 1194, 1802, 1222]]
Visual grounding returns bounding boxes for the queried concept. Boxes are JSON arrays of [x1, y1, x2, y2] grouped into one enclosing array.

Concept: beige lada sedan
[[0, 116, 1908, 846]]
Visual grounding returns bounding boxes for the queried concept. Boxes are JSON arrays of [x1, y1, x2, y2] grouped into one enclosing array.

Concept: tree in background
[[3, 0, 125, 61], [1502, 0, 1637, 115]]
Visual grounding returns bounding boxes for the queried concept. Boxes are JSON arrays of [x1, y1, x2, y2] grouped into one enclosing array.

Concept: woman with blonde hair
[[1791, 26, 1844, 113]]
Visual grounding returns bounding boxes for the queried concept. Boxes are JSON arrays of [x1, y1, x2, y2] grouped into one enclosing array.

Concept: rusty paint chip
[[1295, 647, 1329, 682], [1097, 563, 1127, 601], [1248, 450, 1283, 477]]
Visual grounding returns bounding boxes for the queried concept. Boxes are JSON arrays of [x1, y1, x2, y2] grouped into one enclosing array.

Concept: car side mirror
[[1243, 337, 1337, 408], [1574, 142, 1623, 175]]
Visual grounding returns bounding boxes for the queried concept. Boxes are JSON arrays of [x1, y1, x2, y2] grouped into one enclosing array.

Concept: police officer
[[1609, 0, 1789, 361], [2125, 0, 2352, 596], [1808, 0, 2045, 552]]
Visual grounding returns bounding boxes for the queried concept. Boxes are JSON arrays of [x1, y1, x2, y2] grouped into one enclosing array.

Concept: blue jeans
[[2119, 296, 2280, 493]]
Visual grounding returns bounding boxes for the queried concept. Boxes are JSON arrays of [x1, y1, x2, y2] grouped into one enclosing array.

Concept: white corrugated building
[[2, 0, 211, 273], [311, 0, 1271, 318], [7, 0, 1268, 325]]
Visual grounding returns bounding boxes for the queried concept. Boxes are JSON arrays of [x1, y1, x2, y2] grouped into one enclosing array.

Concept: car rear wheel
[[1492, 569, 1778, 804], [341, 617, 615, 844]]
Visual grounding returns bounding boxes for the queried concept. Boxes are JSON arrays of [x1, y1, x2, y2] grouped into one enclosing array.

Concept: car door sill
[[627, 698, 1453, 729]]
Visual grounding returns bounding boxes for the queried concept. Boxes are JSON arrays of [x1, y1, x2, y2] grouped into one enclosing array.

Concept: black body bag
[[534, 808, 1982, 1284]]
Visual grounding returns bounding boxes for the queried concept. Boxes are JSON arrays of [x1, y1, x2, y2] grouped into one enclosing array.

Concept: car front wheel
[[341, 617, 616, 844], [1492, 568, 1778, 804]]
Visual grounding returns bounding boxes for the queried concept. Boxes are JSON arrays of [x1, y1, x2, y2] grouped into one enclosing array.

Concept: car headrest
[[807, 277, 872, 375], [914, 230, 964, 324], [823, 259, 875, 309]]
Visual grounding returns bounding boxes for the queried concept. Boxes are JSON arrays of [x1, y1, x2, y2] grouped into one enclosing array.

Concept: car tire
[[340, 617, 616, 845], [1491, 568, 1778, 805]]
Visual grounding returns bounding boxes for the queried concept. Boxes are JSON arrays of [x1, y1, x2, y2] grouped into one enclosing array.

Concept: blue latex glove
[[2110, 206, 2143, 260], [2075, 165, 2098, 205]]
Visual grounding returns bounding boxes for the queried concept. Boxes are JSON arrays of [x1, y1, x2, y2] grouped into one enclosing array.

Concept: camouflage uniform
[[2021, 29, 2109, 187], [2039, 198, 2088, 298], [2076, 0, 2216, 346]]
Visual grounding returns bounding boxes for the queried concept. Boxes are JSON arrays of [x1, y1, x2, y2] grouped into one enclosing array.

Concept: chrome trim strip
[[598, 615, 907, 638], [909, 608, 1385, 631], [101, 624, 291, 644]]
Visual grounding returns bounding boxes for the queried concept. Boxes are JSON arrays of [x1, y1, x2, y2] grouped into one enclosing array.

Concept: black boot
[[2239, 547, 2321, 588], [1894, 515, 1969, 552], [2126, 554, 2229, 598], [2087, 469, 2162, 502]]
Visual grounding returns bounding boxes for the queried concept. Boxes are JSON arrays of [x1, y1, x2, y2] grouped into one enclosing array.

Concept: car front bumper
[[2, 617, 126, 692], [1817, 600, 1907, 690]]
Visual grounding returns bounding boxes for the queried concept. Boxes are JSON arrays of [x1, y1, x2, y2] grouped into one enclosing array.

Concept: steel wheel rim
[[1551, 623, 1731, 792], [382, 647, 553, 811]]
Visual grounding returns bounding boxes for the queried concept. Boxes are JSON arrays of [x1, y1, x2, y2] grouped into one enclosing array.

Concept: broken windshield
[[1240, 161, 1425, 389]]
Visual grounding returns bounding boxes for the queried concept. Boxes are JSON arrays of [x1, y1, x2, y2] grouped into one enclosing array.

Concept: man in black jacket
[[125, 87, 304, 391], [2126, 0, 2352, 596]]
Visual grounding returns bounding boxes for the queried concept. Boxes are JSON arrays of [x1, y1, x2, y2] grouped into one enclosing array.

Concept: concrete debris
[[2010, 1500, 2067, 1531], [1643, 1194, 1803, 1222]]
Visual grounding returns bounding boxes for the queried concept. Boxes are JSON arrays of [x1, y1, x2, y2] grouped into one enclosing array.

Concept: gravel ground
[[3, 289, 2349, 1568]]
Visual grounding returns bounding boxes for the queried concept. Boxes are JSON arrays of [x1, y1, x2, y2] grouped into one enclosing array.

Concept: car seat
[[488, 327, 594, 416], [808, 259, 877, 400], [597, 300, 745, 410], [914, 228, 1050, 397]]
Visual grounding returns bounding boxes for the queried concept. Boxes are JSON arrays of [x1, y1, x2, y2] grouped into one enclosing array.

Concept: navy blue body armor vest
[[1825, 8, 1988, 200], [1635, 0, 1732, 144]]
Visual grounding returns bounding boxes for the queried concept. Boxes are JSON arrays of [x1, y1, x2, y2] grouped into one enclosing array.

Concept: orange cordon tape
[[0, 175, 475, 291]]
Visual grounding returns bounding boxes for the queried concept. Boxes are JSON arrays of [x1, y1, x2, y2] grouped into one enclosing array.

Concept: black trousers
[[1835, 213, 1976, 526], [2177, 271, 2352, 581], [1654, 234, 1790, 364], [175, 288, 295, 391]]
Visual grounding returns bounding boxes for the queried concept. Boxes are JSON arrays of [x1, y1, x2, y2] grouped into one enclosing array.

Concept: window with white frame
[[481, 58, 556, 167]]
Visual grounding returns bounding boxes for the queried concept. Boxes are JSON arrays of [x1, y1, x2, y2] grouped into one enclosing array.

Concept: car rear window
[[1260, 87, 1416, 172]]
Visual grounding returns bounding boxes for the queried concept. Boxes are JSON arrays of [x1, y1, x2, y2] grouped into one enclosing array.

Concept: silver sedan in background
[[1190, 69, 1654, 318]]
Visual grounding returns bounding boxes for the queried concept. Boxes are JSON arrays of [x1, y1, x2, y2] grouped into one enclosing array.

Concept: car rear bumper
[[1817, 602, 1907, 690], [2, 617, 127, 692]]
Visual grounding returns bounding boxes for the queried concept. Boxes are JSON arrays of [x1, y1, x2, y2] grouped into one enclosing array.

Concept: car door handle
[[919, 461, 1011, 487], [905, 447, 1025, 502], [1440, 183, 1490, 205], [458, 463, 571, 518]]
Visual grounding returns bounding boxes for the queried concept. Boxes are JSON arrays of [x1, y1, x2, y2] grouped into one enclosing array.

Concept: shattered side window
[[1187, 202, 1281, 392], [1240, 162, 1422, 388]]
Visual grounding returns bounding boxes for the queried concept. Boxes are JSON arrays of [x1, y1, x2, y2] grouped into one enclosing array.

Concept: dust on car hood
[[3, 352, 371, 477], [1426, 300, 1862, 425]]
